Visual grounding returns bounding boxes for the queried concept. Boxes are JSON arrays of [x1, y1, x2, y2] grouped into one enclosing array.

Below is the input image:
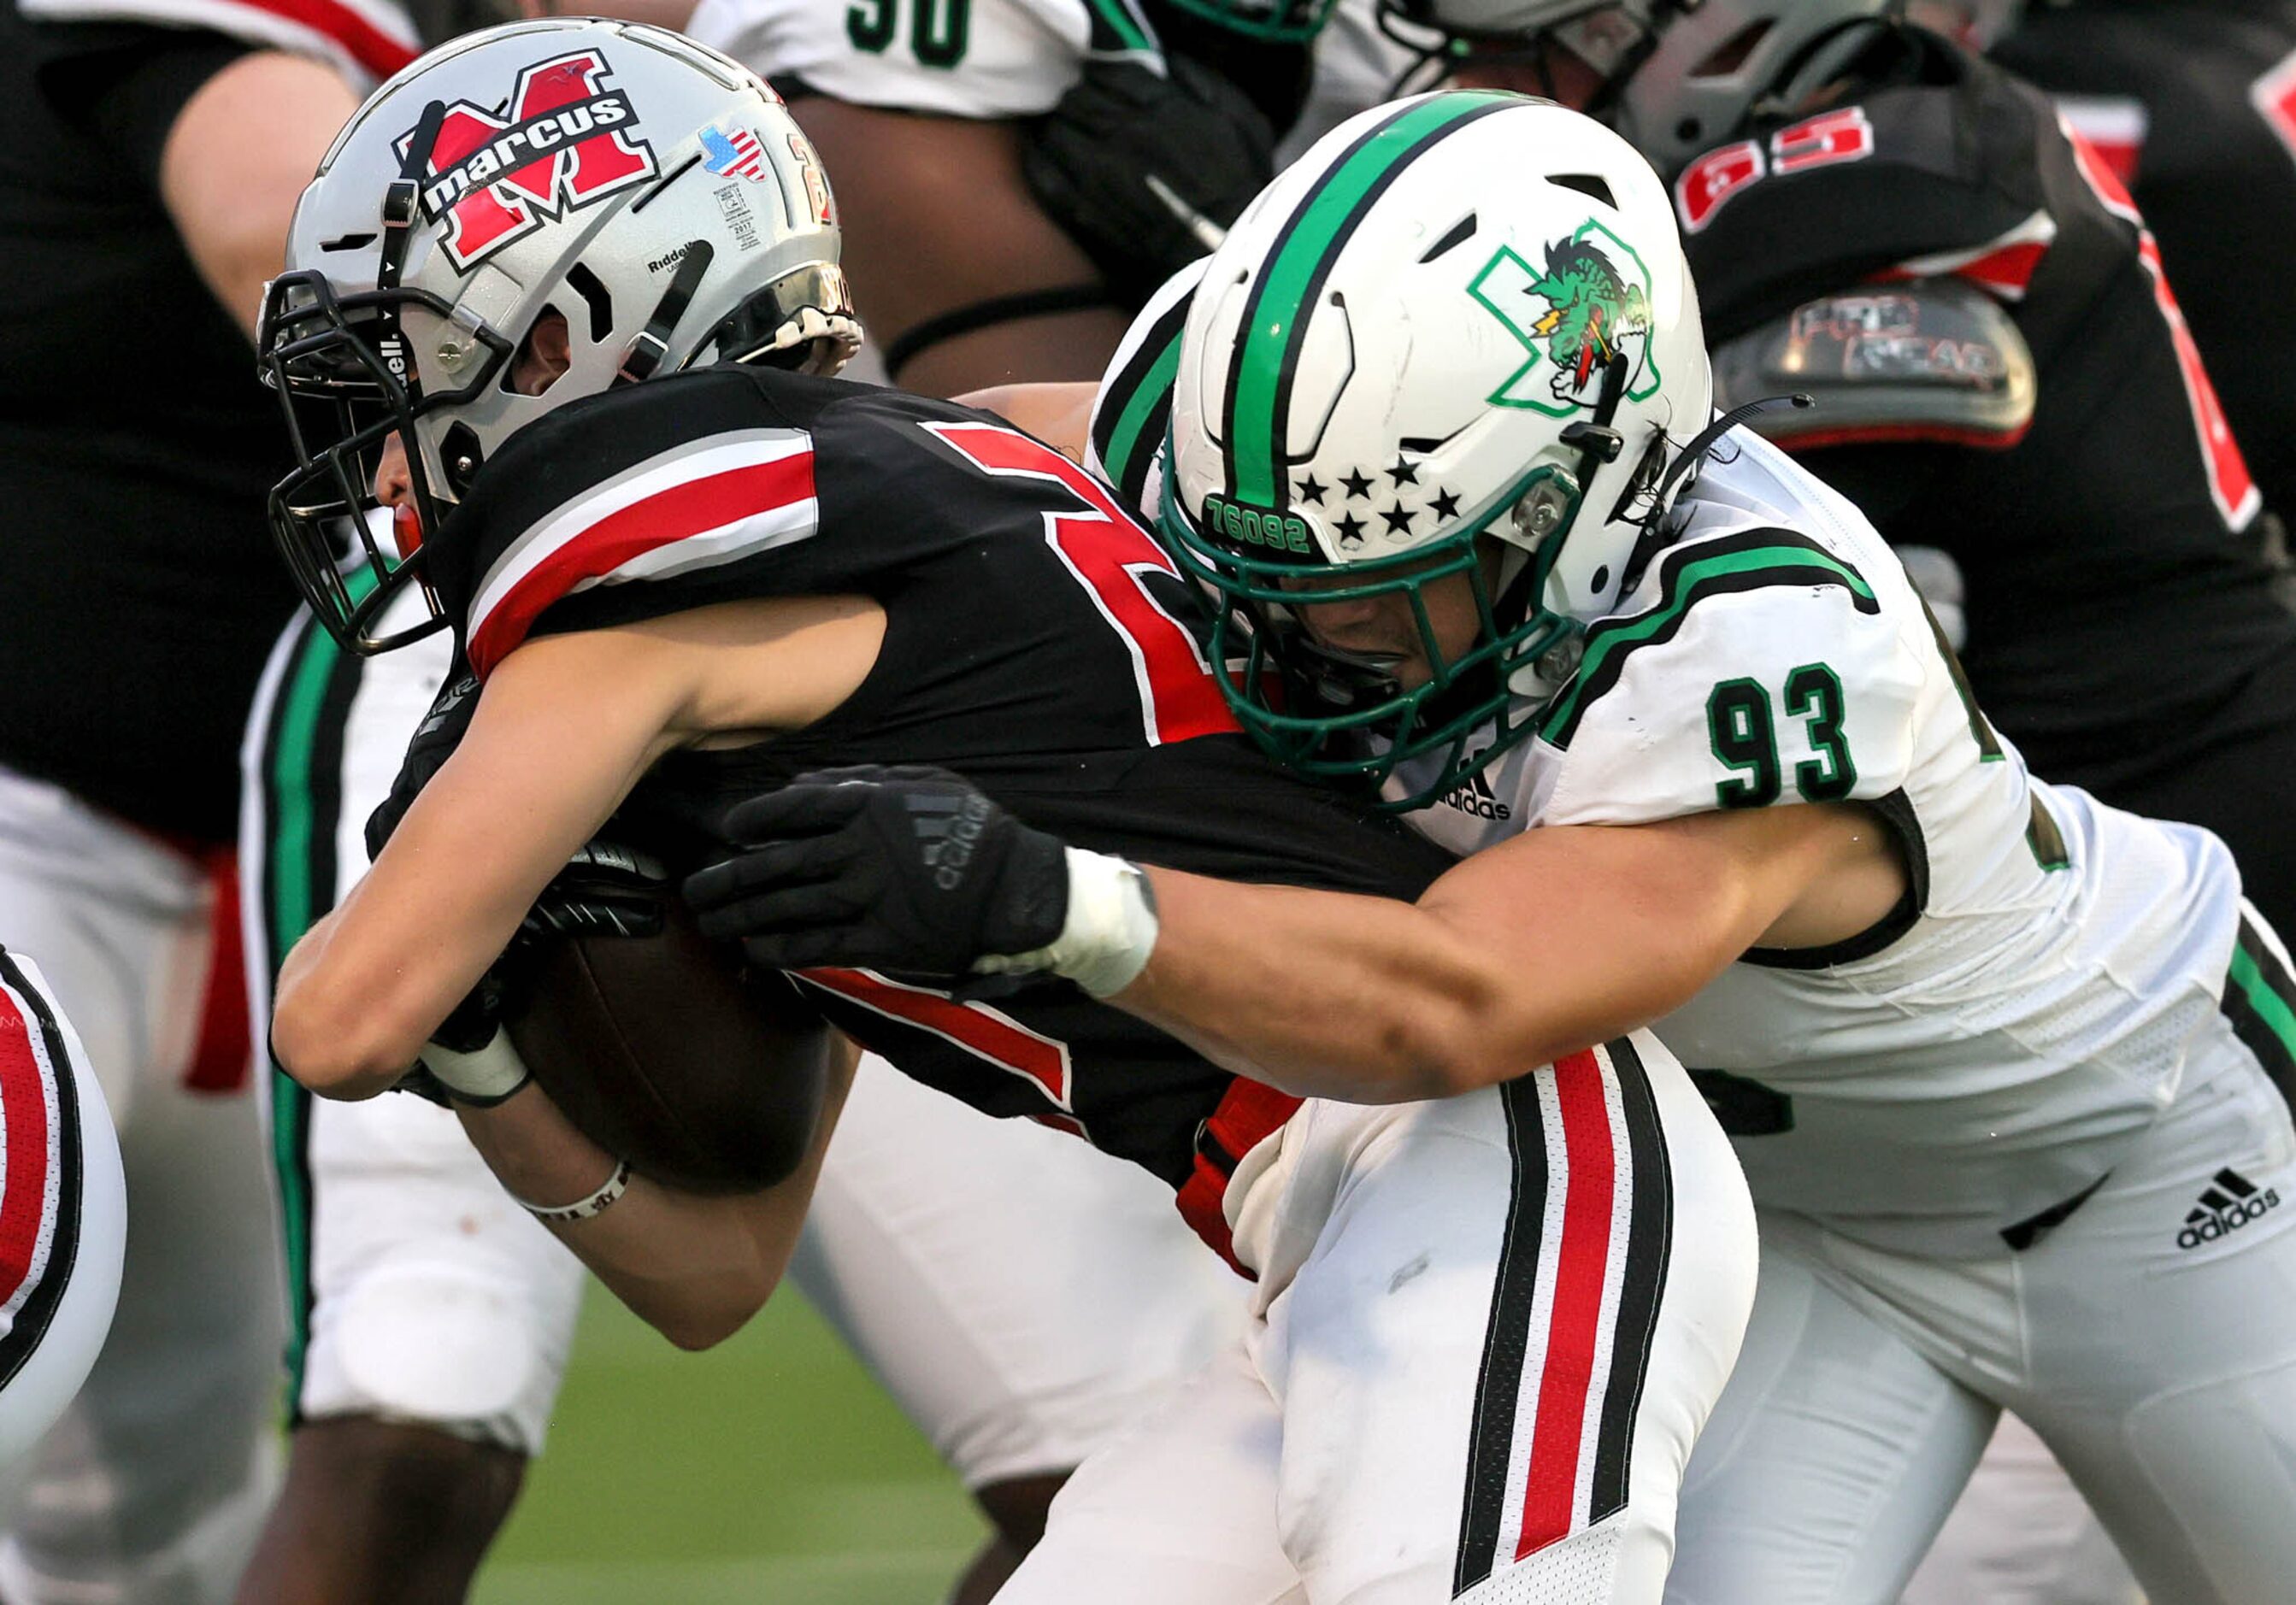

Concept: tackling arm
[[687, 769, 1907, 1104], [1123, 803, 1904, 1101]]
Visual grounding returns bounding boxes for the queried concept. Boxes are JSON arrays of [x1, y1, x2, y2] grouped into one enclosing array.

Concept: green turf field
[[473, 1284, 984, 1605]]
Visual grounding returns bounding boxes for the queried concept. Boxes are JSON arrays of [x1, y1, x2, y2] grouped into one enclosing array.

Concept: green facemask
[[1158, 450, 1588, 810]]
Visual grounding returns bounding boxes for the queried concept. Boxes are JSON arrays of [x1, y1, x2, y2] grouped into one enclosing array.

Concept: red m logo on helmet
[[400, 50, 659, 271]]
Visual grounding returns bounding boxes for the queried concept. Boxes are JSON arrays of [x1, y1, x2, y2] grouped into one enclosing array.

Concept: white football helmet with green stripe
[[1162, 89, 1710, 806]]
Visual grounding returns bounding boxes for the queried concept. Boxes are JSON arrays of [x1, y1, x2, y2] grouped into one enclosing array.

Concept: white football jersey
[[1392, 431, 2245, 1255], [688, 0, 1404, 134]]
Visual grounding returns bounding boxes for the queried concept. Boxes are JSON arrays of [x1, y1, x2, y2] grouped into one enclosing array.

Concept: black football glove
[[367, 660, 480, 861], [1021, 54, 1276, 305], [682, 766, 1071, 982], [392, 838, 671, 1103]]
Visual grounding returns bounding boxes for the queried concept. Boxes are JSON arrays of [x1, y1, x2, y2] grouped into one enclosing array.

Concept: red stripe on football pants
[[0, 982, 56, 1313], [1518, 1049, 1618, 1557]]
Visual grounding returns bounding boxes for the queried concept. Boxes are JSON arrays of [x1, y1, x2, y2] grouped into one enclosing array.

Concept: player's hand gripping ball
[[684, 766, 1071, 983], [502, 843, 833, 1195]]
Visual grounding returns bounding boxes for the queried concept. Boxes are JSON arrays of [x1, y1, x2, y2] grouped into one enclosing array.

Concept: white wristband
[[514, 1157, 633, 1224], [420, 1027, 533, 1106], [976, 848, 1159, 998]]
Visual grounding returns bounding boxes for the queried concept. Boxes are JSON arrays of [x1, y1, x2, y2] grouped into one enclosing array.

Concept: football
[[501, 889, 833, 1196]]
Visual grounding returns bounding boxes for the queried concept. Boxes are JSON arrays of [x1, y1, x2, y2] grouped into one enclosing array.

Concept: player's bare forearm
[[274, 632, 694, 1098], [1119, 805, 1899, 1102], [275, 603, 882, 1099], [456, 1039, 857, 1351]]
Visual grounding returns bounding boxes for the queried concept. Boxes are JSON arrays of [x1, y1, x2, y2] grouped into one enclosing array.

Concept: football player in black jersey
[[1995, 0, 2296, 529], [1389, 0, 2296, 937], [0, 0, 417, 1596], [261, 24, 1756, 1603]]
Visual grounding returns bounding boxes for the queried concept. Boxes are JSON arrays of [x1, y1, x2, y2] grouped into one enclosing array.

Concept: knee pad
[[307, 1261, 573, 1455]]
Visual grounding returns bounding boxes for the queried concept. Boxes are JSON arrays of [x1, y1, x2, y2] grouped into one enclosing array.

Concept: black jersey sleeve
[[26, 23, 254, 192], [1677, 38, 2056, 344]]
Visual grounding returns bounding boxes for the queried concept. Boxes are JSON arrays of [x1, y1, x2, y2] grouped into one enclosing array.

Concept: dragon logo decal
[[1468, 221, 1661, 416]]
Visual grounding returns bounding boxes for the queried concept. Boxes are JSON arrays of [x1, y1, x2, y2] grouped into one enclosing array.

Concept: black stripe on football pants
[[2227, 914, 2296, 1112], [1589, 1035, 1674, 1526]]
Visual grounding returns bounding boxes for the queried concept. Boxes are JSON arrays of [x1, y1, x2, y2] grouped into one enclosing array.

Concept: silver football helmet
[[1380, 0, 1914, 172], [258, 18, 861, 652]]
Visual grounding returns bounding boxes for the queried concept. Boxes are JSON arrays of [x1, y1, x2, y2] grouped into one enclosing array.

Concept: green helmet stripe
[[1220, 91, 1520, 510], [1082, 0, 1156, 56], [1541, 539, 1879, 747], [1102, 329, 1183, 507]]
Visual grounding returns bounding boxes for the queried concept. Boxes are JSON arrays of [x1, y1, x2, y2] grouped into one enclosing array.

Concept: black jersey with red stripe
[[1671, 29, 2296, 791], [419, 366, 1457, 1244], [1995, 0, 2296, 532]]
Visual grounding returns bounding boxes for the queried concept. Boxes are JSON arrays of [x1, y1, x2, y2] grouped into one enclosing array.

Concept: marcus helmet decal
[[1469, 224, 1659, 416], [400, 50, 659, 272]]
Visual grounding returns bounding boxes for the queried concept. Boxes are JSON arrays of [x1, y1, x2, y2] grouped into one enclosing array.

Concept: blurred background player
[[233, 21, 1244, 1604], [685, 0, 1410, 395], [1382, 0, 2296, 928], [0, 0, 415, 1597], [1996, 0, 2296, 532], [0, 949, 128, 1477]]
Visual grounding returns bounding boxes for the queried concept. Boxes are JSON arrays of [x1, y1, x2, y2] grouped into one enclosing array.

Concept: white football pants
[[997, 1035, 1759, 1604], [0, 768, 283, 1605], [1669, 994, 2296, 1605]]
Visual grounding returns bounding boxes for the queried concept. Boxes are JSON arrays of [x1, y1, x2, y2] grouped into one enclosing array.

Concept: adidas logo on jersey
[[2175, 1167, 2281, 1249], [1439, 769, 1512, 821]]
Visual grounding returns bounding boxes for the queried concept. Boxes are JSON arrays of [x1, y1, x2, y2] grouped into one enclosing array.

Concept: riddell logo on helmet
[[1202, 494, 1312, 556], [2175, 1168, 2281, 1249], [399, 50, 659, 271]]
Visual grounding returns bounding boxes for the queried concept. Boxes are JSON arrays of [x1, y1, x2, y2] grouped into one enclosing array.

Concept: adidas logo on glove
[[2176, 1167, 2281, 1250]]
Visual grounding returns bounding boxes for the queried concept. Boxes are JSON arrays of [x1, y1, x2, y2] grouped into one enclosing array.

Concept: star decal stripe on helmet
[[1219, 91, 1517, 512]]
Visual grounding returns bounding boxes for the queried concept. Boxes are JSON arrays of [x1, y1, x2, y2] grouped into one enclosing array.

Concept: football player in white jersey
[[699, 90, 2296, 1604]]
